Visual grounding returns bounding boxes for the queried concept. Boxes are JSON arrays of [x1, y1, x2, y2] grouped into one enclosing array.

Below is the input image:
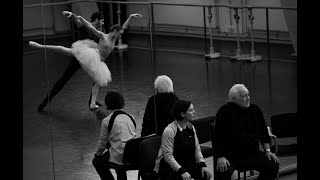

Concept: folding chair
[[104, 134, 157, 180], [139, 136, 162, 180]]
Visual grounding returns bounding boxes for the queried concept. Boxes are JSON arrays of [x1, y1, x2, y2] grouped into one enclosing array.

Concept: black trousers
[[216, 151, 279, 180], [37, 57, 80, 111], [159, 158, 208, 180], [37, 57, 96, 111], [92, 152, 127, 180]]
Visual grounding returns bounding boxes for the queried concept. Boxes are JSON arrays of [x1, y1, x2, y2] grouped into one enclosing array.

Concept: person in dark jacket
[[141, 75, 179, 136], [215, 84, 279, 180]]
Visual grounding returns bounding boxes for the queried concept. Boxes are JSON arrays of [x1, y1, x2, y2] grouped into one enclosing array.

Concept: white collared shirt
[[96, 111, 137, 165], [153, 120, 204, 172]]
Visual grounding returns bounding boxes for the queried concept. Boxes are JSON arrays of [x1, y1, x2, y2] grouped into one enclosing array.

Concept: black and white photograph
[[22, 0, 298, 179]]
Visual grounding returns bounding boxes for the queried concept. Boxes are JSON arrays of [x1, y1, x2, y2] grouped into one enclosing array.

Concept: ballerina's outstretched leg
[[29, 41, 73, 56]]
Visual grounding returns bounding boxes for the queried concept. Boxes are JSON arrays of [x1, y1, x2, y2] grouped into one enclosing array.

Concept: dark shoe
[[37, 103, 46, 112]]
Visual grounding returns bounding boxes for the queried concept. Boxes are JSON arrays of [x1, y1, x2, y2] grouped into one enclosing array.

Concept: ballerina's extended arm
[[62, 11, 83, 28], [121, 13, 142, 31]]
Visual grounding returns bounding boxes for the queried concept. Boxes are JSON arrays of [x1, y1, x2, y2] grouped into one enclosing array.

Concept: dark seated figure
[[215, 84, 279, 180], [141, 75, 179, 137]]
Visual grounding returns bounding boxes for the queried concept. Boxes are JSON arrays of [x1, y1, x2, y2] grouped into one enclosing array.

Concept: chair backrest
[[122, 134, 157, 166], [271, 113, 297, 156], [271, 113, 297, 138], [190, 116, 215, 144], [138, 136, 162, 173]]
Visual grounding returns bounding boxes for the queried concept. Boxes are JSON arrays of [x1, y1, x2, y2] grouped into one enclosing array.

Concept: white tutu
[[72, 39, 112, 87]]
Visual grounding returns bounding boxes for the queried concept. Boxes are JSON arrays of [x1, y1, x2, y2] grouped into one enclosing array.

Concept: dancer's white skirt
[[72, 39, 111, 87]]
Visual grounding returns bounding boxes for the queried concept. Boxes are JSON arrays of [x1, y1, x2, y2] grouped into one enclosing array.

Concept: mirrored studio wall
[[23, 0, 297, 179]]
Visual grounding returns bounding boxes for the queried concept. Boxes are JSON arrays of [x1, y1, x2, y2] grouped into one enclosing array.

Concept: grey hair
[[154, 75, 174, 94], [228, 84, 248, 102]]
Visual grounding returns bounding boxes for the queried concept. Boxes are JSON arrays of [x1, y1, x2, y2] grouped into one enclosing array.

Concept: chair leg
[[243, 171, 246, 180], [137, 170, 140, 180]]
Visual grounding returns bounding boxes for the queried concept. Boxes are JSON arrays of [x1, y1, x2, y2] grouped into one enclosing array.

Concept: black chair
[[210, 123, 277, 180], [139, 136, 162, 180], [270, 113, 297, 156], [189, 116, 215, 158], [104, 134, 157, 180]]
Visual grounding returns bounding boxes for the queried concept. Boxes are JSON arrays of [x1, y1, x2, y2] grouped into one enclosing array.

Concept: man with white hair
[[214, 84, 279, 180]]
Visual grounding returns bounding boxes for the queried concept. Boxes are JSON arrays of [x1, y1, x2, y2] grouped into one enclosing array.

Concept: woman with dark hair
[[29, 11, 142, 110], [154, 100, 212, 180], [92, 90, 137, 180]]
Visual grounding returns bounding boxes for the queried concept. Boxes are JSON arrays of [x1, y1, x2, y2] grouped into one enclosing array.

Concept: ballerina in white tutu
[[29, 11, 142, 110]]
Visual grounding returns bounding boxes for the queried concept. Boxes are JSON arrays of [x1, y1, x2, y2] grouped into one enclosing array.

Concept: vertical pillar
[[116, 3, 128, 49], [231, 8, 242, 60], [205, 6, 221, 59]]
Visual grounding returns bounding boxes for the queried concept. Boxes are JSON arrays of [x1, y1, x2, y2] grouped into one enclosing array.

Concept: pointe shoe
[[88, 99, 103, 107], [90, 104, 99, 111], [37, 102, 46, 112], [29, 41, 43, 48]]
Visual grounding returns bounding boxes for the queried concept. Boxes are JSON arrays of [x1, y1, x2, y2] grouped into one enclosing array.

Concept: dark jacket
[[141, 92, 179, 136], [215, 102, 270, 160], [78, 25, 99, 43]]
